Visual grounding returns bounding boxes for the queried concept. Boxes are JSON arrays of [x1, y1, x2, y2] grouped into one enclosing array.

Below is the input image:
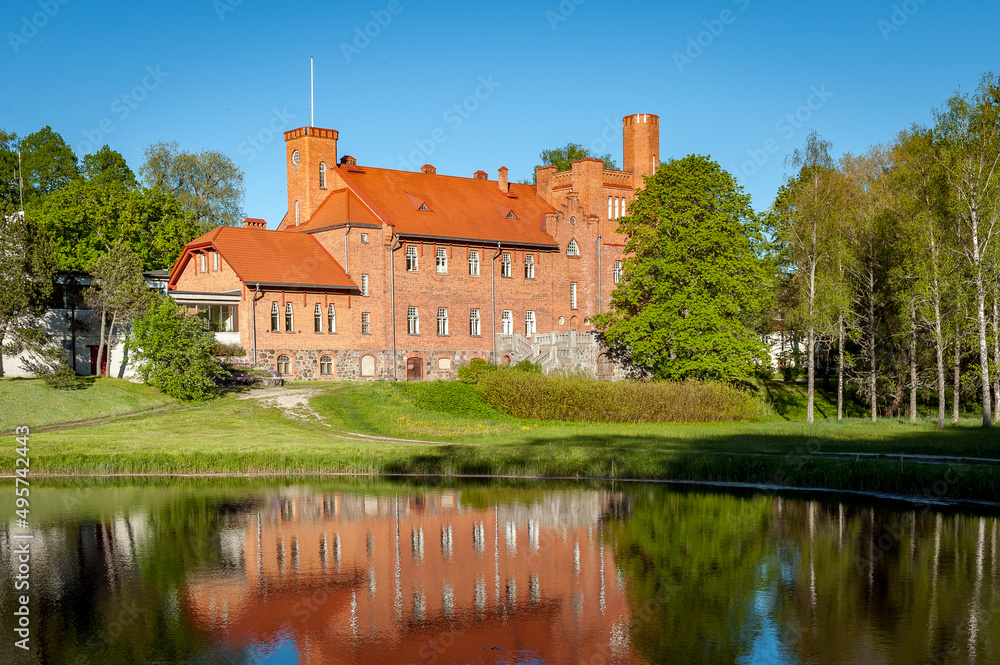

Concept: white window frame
[[501, 310, 513, 335], [319, 162, 327, 189], [361, 233, 368, 243], [328, 304, 336, 333], [614, 260, 623, 285], [436, 247, 448, 274], [213, 251, 220, 271], [525, 311, 536, 336], [270, 302, 279, 332], [614, 197, 620, 219], [314, 303, 322, 333], [406, 246, 418, 272], [469, 250, 480, 276], [199, 253, 206, 272], [277, 355, 291, 376], [524, 253, 535, 279], [320, 355, 334, 375], [285, 303, 294, 332], [408, 306, 419, 335], [361, 311, 371, 335], [501, 252, 511, 278], [470, 309, 481, 336], [437, 308, 449, 336], [567, 239, 580, 257], [608, 196, 613, 219], [570, 282, 578, 310], [361, 273, 369, 297]]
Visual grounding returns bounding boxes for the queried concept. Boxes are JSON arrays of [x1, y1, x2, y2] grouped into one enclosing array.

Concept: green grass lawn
[[2, 377, 998, 502], [0, 376, 177, 431]]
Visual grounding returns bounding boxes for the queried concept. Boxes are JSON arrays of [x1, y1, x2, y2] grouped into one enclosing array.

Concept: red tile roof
[[168, 226, 358, 291], [294, 188, 382, 233], [335, 166, 558, 248]]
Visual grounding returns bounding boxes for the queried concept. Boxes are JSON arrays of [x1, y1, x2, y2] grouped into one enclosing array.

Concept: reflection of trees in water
[[611, 492, 1000, 665]]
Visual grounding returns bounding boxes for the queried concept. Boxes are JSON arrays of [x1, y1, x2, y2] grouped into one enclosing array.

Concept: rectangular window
[[199, 253, 206, 272], [469, 250, 480, 276], [470, 309, 481, 336], [614, 260, 623, 285], [361, 312, 371, 335], [270, 302, 279, 332], [524, 253, 535, 279], [501, 252, 511, 278], [285, 303, 294, 332], [361, 233, 369, 243], [436, 247, 447, 274], [570, 282, 578, 310], [406, 245, 418, 272], [525, 310, 536, 336], [197, 305, 239, 332], [213, 251, 219, 271], [328, 304, 336, 333], [408, 306, 419, 335], [614, 197, 620, 219], [361, 273, 369, 297], [501, 310, 513, 335], [314, 303, 323, 333], [608, 196, 613, 219], [437, 308, 448, 336]]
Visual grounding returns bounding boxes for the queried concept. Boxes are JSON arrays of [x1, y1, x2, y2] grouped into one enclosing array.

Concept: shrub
[[476, 370, 771, 423], [209, 341, 246, 357], [130, 296, 228, 400], [41, 364, 84, 390], [457, 358, 496, 384]]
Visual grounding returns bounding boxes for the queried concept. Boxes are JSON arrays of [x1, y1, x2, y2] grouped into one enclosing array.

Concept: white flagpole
[[310, 56, 314, 127]]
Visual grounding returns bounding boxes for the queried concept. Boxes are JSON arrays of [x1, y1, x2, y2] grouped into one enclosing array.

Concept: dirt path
[[238, 386, 329, 424]]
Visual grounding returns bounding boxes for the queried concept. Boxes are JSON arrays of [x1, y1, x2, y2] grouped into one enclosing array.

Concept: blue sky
[[2, 0, 997, 228]]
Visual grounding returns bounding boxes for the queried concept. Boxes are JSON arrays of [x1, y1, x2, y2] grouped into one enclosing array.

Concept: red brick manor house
[[167, 114, 660, 380]]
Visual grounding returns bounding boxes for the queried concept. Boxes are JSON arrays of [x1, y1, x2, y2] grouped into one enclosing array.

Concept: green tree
[[130, 295, 226, 400], [593, 155, 772, 381], [0, 129, 20, 205], [0, 202, 58, 377], [774, 132, 843, 423], [84, 241, 155, 376], [140, 140, 245, 229], [82, 145, 138, 188], [31, 177, 200, 271], [530, 142, 618, 182], [18, 125, 79, 199]]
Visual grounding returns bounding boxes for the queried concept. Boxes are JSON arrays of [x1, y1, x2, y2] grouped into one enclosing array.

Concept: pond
[[1, 479, 998, 664]]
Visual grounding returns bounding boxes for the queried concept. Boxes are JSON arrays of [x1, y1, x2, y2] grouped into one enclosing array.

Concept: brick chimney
[[340, 155, 357, 166], [474, 170, 488, 180], [242, 218, 267, 229], [498, 166, 509, 195], [421, 164, 437, 174]]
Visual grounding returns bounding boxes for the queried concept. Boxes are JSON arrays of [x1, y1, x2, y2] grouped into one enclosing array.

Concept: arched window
[[294, 200, 300, 226], [567, 239, 580, 256], [328, 304, 336, 333], [270, 302, 279, 332], [319, 162, 327, 189], [276, 355, 291, 376], [314, 303, 322, 333], [285, 303, 293, 332], [320, 355, 334, 376]]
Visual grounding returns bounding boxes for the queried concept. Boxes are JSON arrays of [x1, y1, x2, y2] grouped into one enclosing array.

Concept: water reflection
[[0, 481, 997, 664]]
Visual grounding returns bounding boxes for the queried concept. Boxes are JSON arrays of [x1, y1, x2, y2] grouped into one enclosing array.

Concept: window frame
[[436, 248, 448, 274], [468, 249, 480, 276], [567, 239, 580, 257], [320, 355, 334, 376], [500, 252, 512, 278], [407, 306, 419, 335], [328, 303, 337, 333], [470, 308, 481, 337], [270, 302, 279, 332], [613, 260, 623, 285], [361, 273, 369, 297], [570, 282, 578, 310], [501, 309, 513, 335], [361, 311, 371, 335], [406, 245, 418, 272], [314, 303, 323, 333], [525, 310, 536, 336], [276, 354, 291, 376], [524, 253, 535, 279], [199, 253, 206, 272], [319, 162, 327, 189], [285, 303, 294, 332], [213, 251, 220, 271], [437, 307, 449, 336]]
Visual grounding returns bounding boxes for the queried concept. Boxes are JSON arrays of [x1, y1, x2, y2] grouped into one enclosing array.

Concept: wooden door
[[406, 357, 423, 381]]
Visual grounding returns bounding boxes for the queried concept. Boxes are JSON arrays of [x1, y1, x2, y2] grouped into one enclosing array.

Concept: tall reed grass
[[475, 370, 771, 423]]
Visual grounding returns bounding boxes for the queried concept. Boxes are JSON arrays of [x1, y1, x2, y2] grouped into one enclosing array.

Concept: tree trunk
[[993, 290, 1000, 412], [953, 341, 961, 424], [96, 309, 107, 377], [104, 311, 118, 378], [838, 316, 845, 421], [910, 301, 918, 423], [974, 267, 993, 427], [823, 342, 831, 392], [869, 269, 877, 423], [934, 298, 945, 429], [807, 327, 815, 424]]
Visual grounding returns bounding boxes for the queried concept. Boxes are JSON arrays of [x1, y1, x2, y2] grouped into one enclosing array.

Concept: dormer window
[[506, 211, 516, 219], [418, 203, 429, 211], [319, 162, 327, 189], [567, 239, 580, 256]]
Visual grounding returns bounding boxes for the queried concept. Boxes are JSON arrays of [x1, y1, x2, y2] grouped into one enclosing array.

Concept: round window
[[558, 317, 565, 325], [292, 150, 301, 166], [569, 216, 577, 226]]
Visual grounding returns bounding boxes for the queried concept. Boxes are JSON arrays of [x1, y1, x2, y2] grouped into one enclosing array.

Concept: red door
[[89, 346, 108, 376], [406, 357, 423, 381]]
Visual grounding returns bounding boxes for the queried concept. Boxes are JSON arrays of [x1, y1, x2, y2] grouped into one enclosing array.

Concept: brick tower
[[284, 127, 339, 227], [622, 114, 660, 185]]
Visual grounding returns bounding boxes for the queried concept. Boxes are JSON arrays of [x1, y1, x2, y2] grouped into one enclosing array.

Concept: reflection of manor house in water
[[168, 115, 661, 381], [184, 490, 640, 664]]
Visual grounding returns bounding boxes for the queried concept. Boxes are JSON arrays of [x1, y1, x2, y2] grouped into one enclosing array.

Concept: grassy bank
[[1, 378, 998, 503]]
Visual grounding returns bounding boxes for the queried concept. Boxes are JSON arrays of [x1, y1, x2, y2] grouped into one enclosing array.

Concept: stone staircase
[[495, 331, 603, 374]]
